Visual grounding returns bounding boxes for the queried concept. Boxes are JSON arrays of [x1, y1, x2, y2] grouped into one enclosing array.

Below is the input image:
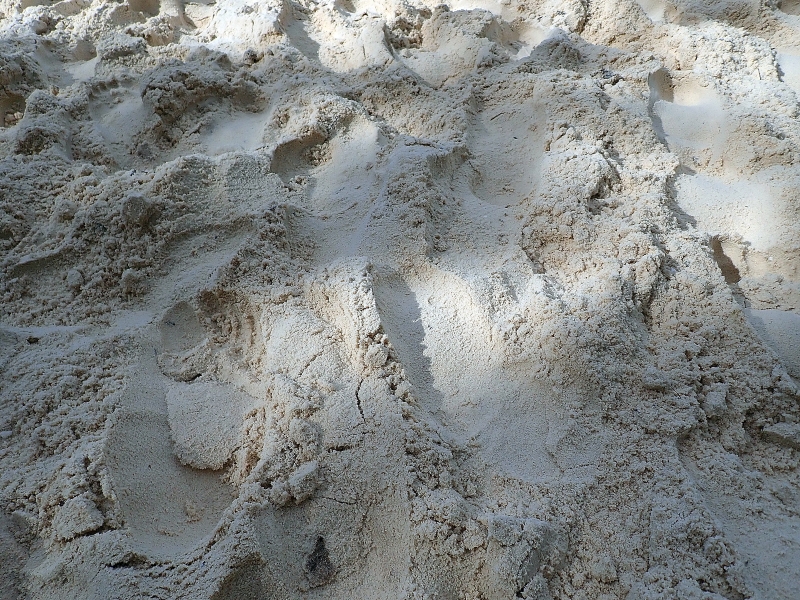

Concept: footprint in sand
[[104, 394, 236, 560], [648, 68, 728, 170], [777, 0, 800, 16], [104, 304, 257, 560]]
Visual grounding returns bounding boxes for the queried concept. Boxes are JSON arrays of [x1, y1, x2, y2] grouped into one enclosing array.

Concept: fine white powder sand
[[1, 0, 800, 598]]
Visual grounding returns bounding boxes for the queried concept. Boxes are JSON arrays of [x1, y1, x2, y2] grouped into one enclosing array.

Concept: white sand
[[1, 0, 800, 598]]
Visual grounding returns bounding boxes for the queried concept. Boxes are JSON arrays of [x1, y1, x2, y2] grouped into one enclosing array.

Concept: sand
[[1, 0, 800, 598]]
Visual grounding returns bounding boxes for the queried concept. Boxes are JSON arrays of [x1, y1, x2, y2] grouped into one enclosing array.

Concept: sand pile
[[1, 0, 800, 598]]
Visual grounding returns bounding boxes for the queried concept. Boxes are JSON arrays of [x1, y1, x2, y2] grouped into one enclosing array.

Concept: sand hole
[[210, 555, 269, 600], [20, 0, 56, 9], [270, 133, 328, 183], [649, 70, 726, 169], [648, 68, 675, 103], [636, 0, 670, 21], [710, 237, 741, 284], [306, 536, 336, 588], [745, 309, 800, 378], [0, 512, 26, 599], [334, 0, 355, 12], [71, 39, 97, 62], [306, 115, 384, 213], [159, 301, 206, 354], [649, 69, 716, 106], [128, 0, 160, 16], [778, 0, 800, 15], [500, 21, 553, 59], [674, 174, 779, 253], [0, 92, 25, 128], [777, 52, 800, 94]]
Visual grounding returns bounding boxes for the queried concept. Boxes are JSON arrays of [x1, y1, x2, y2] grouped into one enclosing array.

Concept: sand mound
[[1, 0, 800, 598]]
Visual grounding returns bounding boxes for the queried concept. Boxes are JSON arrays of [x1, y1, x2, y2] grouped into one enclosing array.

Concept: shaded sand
[[1, 0, 800, 598]]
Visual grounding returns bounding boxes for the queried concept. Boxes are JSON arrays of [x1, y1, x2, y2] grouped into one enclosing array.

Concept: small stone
[[0, 430, 12, 439], [31, 19, 48, 35], [243, 48, 262, 64], [66, 269, 83, 292]]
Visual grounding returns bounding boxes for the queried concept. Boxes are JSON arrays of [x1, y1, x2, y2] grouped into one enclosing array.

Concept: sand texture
[[1, 0, 800, 598]]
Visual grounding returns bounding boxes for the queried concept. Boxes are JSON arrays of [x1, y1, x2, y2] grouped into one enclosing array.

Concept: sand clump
[[1, 0, 800, 598]]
